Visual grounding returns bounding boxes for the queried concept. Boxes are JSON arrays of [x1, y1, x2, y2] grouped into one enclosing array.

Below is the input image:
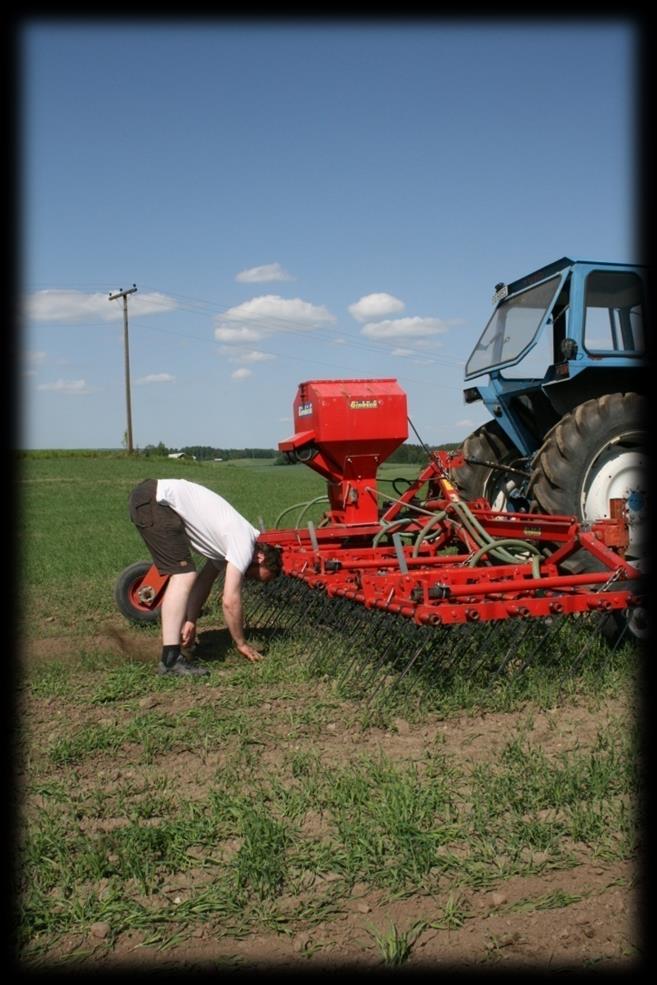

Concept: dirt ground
[[18, 625, 644, 973]]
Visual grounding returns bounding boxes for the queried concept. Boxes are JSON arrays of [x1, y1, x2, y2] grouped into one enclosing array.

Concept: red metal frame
[[260, 380, 641, 628]]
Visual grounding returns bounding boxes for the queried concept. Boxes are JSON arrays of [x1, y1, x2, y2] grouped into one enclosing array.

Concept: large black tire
[[529, 393, 647, 563], [451, 420, 529, 511], [114, 561, 162, 624]]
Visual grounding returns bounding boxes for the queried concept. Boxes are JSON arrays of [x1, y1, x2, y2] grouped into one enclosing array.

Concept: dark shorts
[[128, 479, 197, 576]]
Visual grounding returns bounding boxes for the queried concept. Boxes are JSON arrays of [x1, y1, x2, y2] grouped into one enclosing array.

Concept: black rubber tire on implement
[[451, 419, 526, 510], [114, 561, 162, 624], [596, 586, 649, 648]]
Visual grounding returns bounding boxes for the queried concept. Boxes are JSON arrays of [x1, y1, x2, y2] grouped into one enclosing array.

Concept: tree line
[[19, 441, 462, 462], [141, 443, 277, 460], [140, 441, 460, 464]]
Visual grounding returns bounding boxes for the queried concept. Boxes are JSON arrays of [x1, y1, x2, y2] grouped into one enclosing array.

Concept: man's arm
[[222, 562, 264, 662], [180, 561, 221, 648]]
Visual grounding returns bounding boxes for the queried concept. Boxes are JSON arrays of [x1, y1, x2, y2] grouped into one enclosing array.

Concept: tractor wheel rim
[[580, 431, 647, 560], [487, 460, 528, 512]]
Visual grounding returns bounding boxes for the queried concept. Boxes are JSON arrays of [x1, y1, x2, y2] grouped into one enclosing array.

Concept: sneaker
[[158, 656, 210, 677]]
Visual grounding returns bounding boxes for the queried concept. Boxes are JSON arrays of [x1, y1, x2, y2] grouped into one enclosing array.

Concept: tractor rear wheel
[[115, 561, 163, 624], [452, 420, 529, 511], [529, 392, 647, 563]]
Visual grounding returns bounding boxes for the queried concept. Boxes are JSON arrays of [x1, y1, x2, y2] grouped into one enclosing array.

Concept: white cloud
[[214, 326, 264, 343], [231, 367, 252, 380], [36, 378, 93, 394], [391, 347, 414, 357], [348, 292, 405, 322], [25, 289, 178, 323], [220, 348, 276, 364], [361, 316, 448, 339], [214, 294, 335, 344], [235, 262, 295, 283], [241, 350, 275, 363], [136, 373, 175, 385]]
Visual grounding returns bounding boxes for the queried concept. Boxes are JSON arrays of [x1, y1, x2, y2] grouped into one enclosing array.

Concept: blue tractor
[[453, 257, 647, 568]]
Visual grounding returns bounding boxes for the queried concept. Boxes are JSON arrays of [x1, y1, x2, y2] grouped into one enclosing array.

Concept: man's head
[[245, 542, 283, 583]]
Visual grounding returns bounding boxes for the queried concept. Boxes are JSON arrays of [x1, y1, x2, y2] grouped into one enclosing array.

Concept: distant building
[[168, 452, 187, 460]]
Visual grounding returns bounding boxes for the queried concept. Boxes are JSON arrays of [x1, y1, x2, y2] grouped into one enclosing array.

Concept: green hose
[[295, 496, 330, 527], [280, 482, 543, 572], [411, 511, 448, 556], [466, 538, 542, 575], [449, 499, 541, 566], [274, 496, 328, 529], [372, 518, 416, 548]]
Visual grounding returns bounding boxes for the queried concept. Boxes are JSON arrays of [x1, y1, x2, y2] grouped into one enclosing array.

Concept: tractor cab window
[[465, 275, 560, 377], [583, 271, 644, 354]]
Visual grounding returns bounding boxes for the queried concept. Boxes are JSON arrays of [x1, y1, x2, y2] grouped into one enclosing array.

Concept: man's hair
[[256, 542, 283, 577]]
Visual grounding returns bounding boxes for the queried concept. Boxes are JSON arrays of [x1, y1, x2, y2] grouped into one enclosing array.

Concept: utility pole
[[109, 285, 138, 454]]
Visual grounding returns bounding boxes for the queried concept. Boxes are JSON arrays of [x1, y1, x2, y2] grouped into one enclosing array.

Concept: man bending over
[[128, 477, 281, 676]]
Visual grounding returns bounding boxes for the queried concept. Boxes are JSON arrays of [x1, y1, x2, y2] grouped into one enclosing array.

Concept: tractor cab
[[462, 258, 646, 459]]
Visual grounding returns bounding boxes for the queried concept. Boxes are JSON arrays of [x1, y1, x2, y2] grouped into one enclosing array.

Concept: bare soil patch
[[17, 620, 643, 972]]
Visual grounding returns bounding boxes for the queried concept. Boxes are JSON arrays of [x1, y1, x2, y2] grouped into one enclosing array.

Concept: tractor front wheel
[[114, 561, 164, 624]]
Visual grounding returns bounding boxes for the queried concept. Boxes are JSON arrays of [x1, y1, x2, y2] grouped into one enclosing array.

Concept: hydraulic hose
[[466, 538, 543, 577], [411, 510, 448, 557], [274, 496, 329, 529]]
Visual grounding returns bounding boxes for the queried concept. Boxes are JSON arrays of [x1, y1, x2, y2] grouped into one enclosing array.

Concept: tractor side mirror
[[560, 337, 578, 360]]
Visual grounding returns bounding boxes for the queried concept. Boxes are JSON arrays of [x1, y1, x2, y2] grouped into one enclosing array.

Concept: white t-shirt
[[156, 479, 259, 574]]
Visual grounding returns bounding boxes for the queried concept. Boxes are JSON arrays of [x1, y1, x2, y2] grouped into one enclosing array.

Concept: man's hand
[[181, 620, 197, 648], [235, 640, 264, 663]]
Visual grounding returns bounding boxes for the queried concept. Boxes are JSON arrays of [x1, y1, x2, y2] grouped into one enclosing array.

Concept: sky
[[18, 17, 641, 451]]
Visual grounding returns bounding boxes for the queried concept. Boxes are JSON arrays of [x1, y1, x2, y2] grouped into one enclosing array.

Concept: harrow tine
[[333, 608, 391, 685], [247, 589, 286, 630], [298, 595, 367, 677], [367, 630, 436, 706], [360, 619, 427, 703], [568, 609, 616, 675], [483, 617, 547, 681], [346, 613, 412, 696], [437, 618, 500, 678], [610, 619, 630, 652], [303, 597, 351, 676], [274, 582, 318, 631], [243, 580, 280, 625], [244, 574, 295, 621], [490, 614, 563, 681], [250, 576, 315, 632], [529, 612, 583, 673]]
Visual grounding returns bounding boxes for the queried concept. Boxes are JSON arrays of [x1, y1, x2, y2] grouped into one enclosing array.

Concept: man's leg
[[128, 482, 209, 677], [159, 570, 210, 676], [161, 570, 198, 645]]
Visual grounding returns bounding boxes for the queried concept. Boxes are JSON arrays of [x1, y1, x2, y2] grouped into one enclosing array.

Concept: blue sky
[[20, 18, 639, 450]]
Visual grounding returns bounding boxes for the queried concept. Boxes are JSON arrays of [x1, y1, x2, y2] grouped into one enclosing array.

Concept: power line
[[25, 280, 469, 369], [134, 285, 468, 370]]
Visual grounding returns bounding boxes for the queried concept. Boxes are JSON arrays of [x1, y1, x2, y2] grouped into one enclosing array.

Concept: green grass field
[[15, 454, 641, 970]]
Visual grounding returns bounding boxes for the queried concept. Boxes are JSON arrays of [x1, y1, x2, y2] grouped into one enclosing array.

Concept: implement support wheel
[[114, 561, 164, 624]]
